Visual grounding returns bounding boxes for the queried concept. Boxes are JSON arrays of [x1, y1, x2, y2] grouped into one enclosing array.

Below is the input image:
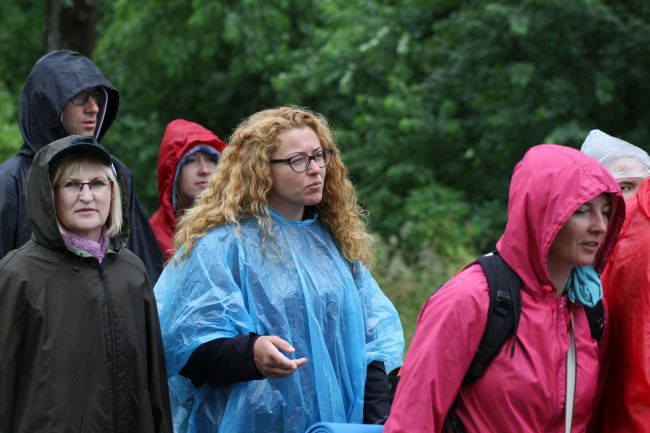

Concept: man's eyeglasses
[[55, 179, 113, 197], [70, 89, 105, 106], [271, 149, 333, 173]]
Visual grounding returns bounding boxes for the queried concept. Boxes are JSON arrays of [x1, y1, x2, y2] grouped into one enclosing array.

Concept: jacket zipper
[[556, 297, 569, 429], [99, 263, 119, 433]]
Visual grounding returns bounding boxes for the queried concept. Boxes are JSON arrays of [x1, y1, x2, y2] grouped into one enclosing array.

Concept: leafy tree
[[95, 0, 326, 211], [45, 0, 101, 57], [274, 0, 650, 253], [0, 1, 46, 160], [0, 86, 22, 162], [4, 0, 650, 345], [6, 0, 650, 259]]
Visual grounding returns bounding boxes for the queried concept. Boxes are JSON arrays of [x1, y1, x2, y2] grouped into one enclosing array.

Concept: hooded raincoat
[[149, 119, 226, 260], [0, 50, 165, 282], [155, 209, 404, 433], [601, 177, 650, 432], [0, 136, 172, 433], [384, 145, 624, 433]]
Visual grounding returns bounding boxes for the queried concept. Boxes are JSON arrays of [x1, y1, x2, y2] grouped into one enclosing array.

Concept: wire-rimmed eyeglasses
[[270, 149, 333, 173], [70, 89, 106, 106], [54, 179, 113, 197]]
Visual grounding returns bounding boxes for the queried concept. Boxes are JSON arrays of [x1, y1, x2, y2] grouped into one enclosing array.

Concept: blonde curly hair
[[174, 106, 374, 266]]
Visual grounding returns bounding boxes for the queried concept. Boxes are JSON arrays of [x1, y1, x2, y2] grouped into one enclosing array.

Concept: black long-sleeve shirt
[[179, 335, 392, 424]]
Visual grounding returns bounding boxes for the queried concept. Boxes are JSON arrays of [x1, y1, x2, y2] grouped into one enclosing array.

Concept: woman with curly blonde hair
[[154, 106, 404, 433]]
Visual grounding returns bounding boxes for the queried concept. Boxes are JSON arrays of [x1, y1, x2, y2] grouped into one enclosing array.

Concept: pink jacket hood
[[497, 144, 625, 296]]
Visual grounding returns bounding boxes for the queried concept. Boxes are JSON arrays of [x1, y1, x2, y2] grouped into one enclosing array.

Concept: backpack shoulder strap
[[463, 252, 522, 385], [583, 299, 605, 342]]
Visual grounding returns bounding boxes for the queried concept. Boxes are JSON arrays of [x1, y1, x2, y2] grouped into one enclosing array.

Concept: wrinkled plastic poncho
[[581, 129, 650, 179], [155, 210, 404, 433]]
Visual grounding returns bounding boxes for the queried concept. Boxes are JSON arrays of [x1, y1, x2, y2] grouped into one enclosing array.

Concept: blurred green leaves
[[3, 0, 650, 344], [0, 85, 21, 162], [2, 0, 650, 274]]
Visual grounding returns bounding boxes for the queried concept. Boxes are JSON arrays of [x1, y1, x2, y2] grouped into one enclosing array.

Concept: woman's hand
[[253, 336, 308, 378]]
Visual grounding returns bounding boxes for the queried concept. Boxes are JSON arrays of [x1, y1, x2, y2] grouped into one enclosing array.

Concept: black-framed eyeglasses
[[55, 179, 113, 197], [270, 149, 333, 173], [70, 89, 105, 106]]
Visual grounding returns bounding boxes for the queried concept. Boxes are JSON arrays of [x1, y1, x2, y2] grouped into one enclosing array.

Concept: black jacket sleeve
[[0, 156, 32, 261], [181, 338, 393, 424], [113, 160, 165, 283], [363, 361, 391, 424], [0, 252, 33, 433], [142, 274, 173, 433], [179, 334, 265, 387], [0, 169, 18, 260]]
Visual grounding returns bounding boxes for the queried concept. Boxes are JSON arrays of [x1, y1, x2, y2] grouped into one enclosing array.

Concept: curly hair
[[174, 106, 374, 266]]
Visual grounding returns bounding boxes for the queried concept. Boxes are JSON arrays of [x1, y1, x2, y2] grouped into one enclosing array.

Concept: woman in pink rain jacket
[[384, 144, 624, 433]]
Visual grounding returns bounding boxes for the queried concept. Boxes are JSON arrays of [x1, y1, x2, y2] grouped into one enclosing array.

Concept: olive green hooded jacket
[[0, 136, 172, 433]]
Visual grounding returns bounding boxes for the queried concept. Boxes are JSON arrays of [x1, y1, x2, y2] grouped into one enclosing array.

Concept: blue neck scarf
[[566, 265, 602, 307]]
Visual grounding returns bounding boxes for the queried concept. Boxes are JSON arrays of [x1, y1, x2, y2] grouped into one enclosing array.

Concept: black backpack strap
[[463, 252, 522, 385], [584, 299, 605, 342]]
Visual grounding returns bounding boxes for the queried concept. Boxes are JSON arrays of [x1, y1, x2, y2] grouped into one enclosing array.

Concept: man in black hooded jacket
[[0, 50, 164, 282]]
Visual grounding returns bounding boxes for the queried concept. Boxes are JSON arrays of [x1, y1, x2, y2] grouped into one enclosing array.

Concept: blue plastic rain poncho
[[155, 209, 404, 433]]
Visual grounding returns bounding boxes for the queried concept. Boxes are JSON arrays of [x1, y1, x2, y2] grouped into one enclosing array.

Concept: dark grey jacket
[[0, 50, 164, 282], [0, 136, 172, 433]]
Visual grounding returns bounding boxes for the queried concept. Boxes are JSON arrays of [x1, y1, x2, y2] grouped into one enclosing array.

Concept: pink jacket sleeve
[[384, 266, 489, 433]]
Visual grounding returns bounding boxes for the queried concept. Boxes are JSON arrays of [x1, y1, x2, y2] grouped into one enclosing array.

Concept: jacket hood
[[496, 144, 625, 295], [152, 119, 226, 234], [18, 50, 119, 157], [581, 129, 650, 180], [26, 135, 129, 253]]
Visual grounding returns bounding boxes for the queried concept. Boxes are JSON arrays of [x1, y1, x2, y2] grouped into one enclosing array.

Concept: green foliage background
[[2, 0, 650, 346]]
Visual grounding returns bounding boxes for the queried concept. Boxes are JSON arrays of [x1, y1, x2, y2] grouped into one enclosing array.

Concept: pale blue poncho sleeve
[[155, 212, 404, 433], [353, 263, 405, 374]]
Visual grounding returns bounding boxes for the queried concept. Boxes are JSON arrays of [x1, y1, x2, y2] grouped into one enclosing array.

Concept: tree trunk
[[44, 0, 100, 58]]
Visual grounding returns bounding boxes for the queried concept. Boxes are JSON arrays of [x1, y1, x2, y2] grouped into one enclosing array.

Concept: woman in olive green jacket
[[0, 135, 171, 433]]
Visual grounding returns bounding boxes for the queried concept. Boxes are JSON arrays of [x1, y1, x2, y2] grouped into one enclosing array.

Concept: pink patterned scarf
[[63, 230, 110, 263]]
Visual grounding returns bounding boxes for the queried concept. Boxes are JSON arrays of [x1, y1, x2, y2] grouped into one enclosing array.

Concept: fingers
[[293, 357, 308, 368], [266, 335, 295, 353], [266, 347, 297, 371], [253, 336, 308, 378]]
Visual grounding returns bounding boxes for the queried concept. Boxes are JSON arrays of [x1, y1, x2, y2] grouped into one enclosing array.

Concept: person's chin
[[303, 195, 322, 206], [576, 254, 597, 267]]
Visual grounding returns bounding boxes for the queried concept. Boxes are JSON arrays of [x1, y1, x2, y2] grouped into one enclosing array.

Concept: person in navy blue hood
[[0, 50, 165, 282]]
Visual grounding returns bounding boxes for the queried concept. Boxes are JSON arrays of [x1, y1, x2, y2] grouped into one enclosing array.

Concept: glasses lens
[[58, 179, 111, 196], [324, 149, 332, 165], [89, 179, 110, 192], [70, 90, 104, 106], [288, 155, 310, 173], [90, 90, 105, 106], [312, 151, 324, 166], [62, 180, 82, 193], [71, 93, 88, 105]]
